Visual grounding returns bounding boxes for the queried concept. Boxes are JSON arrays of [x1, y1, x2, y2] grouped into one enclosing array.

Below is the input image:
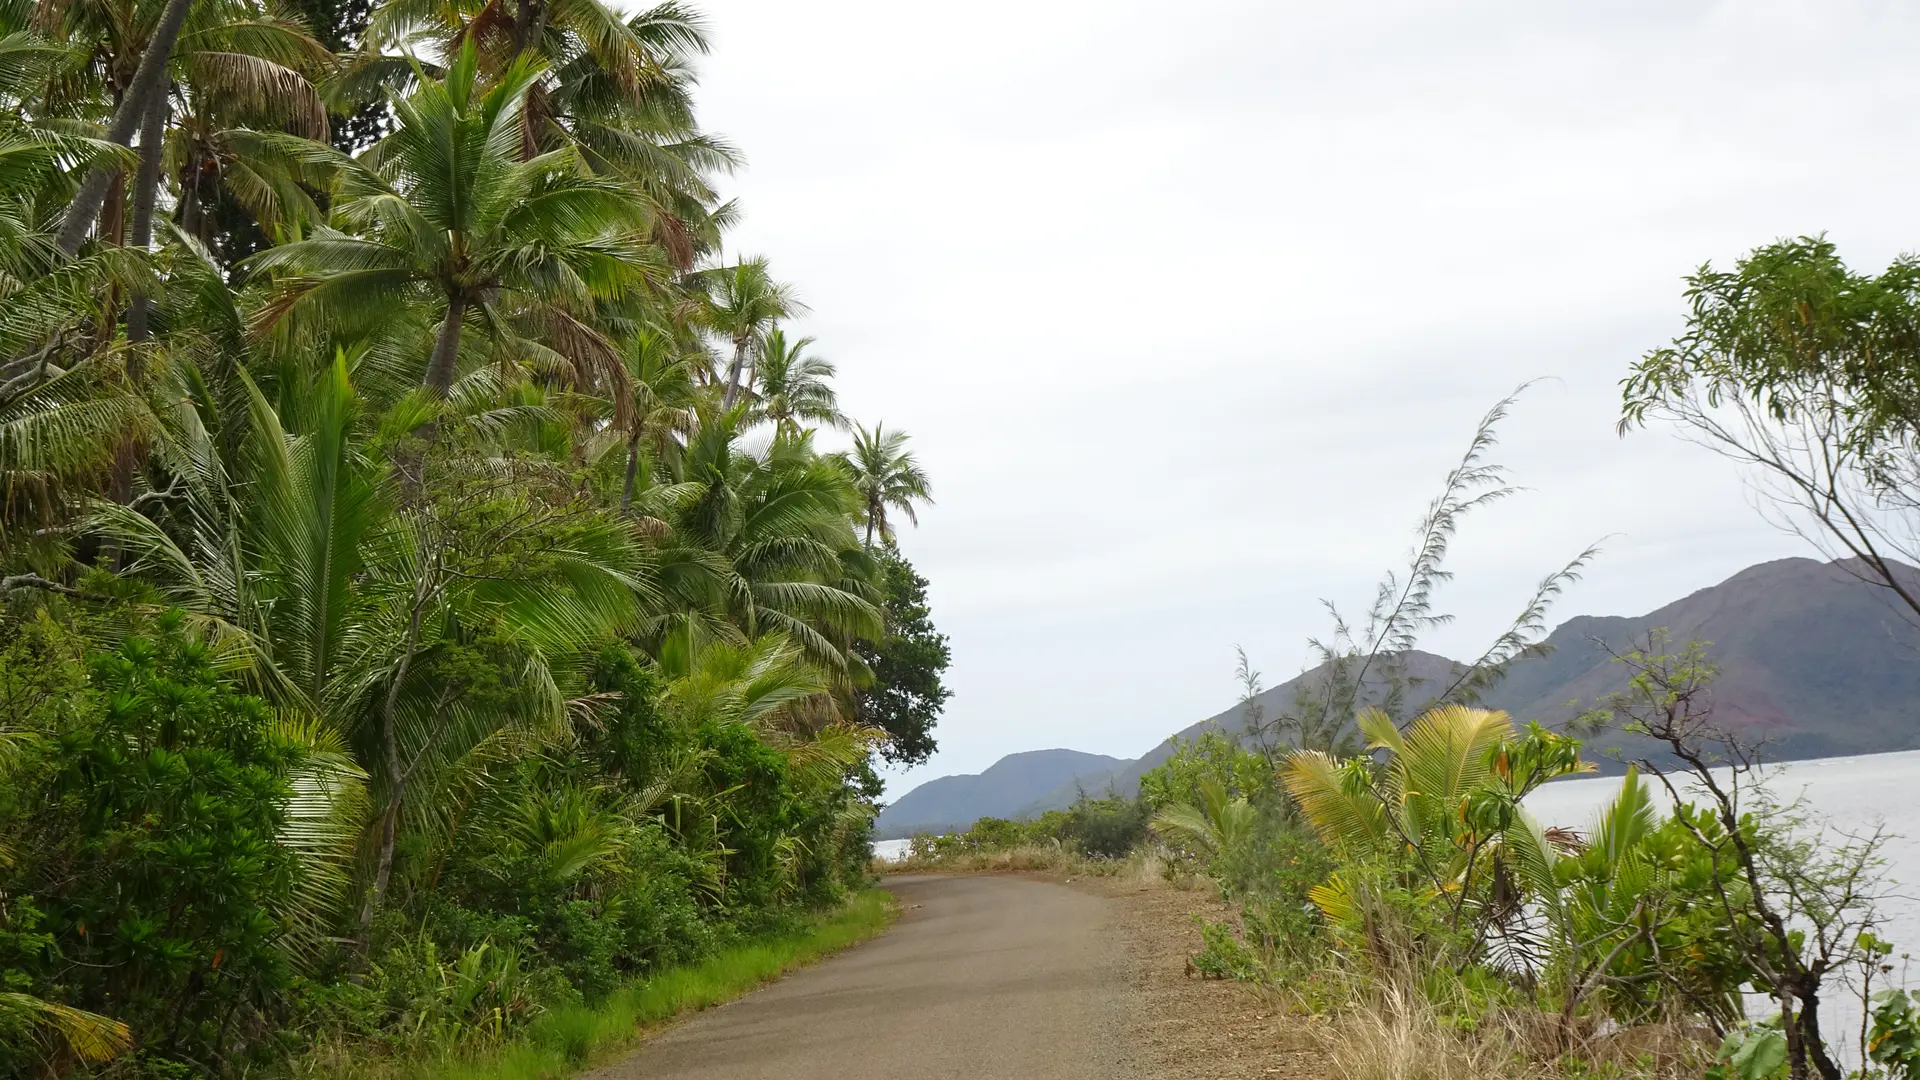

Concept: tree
[[847, 421, 930, 547], [0, 2, 921, 1072], [659, 415, 879, 673], [246, 44, 658, 398], [693, 256, 799, 408], [52, 0, 199, 255], [90, 355, 650, 932], [749, 327, 843, 436], [1590, 634, 1895, 1080], [612, 324, 699, 512], [1622, 235, 1920, 625], [852, 547, 949, 765]]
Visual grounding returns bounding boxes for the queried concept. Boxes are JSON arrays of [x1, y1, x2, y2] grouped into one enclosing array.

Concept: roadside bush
[[0, 613, 304, 1075], [1064, 796, 1150, 858]]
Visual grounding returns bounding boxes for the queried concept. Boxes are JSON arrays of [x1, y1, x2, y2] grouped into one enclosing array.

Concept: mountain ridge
[[876, 557, 1920, 838], [872, 748, 1126, 837]]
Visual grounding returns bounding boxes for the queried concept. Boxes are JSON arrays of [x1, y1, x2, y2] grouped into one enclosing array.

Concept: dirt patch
[[1063, 873, 1332, 1080]]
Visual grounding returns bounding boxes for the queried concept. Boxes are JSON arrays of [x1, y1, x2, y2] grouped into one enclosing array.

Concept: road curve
[[583, 875, 1138, 1080]]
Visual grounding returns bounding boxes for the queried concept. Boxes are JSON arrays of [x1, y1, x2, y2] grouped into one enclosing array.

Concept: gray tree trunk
[[423, 294, 466, 395], [721, 337, 748, 408], [55, 0, 199, 255], [126, 92, 169, 347]]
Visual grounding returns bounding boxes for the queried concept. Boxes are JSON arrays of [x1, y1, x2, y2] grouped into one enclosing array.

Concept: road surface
[[585, 875, 1137, 1080]]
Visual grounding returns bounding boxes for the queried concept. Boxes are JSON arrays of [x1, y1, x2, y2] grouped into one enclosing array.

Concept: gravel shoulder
[[1068, 871, 1328, 1079]]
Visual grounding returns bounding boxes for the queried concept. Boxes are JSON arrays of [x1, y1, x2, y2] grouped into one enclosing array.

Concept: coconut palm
[[160, 9, 337, 257], [0, 993, 133, 1068], [246, 44, 660, 399], [1281, 705, 1590, 948], [692, 255, 799, 408], [342, 0, 733, 266], [847, 421, 930, 547], [610, 324, 698, 512], [651, 413, 879, 671], [50, 0, 198, 254], [1151, 777, 1258, 860], [749, 327, 843, 437]]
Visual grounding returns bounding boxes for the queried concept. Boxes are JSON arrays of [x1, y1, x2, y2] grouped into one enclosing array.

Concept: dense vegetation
[[0, 2, 951, 1075]]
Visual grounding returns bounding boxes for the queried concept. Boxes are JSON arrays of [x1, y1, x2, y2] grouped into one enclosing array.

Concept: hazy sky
[[688, 1, 1920, 797]]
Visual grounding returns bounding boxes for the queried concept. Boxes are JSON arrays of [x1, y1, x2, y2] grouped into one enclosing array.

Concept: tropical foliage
[[0, 4, 950, 1075]]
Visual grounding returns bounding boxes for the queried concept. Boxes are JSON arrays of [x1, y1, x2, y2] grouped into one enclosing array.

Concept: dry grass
[[875, 842, 1179, 883], [1313, 983, 1714, 1080]]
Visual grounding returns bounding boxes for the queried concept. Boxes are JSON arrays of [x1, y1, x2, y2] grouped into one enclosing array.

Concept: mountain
[[873, 749, 1127, 839], [1490, 557, 1920, 764], [884, 558, 1920, 834]]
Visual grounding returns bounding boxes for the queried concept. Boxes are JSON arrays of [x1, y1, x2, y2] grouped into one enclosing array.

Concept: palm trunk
[[620, 429, 641, 512], [55, 0, 198, 255], [100, 171, 125, 247], [359, 581, 430, 938], [360, 794, 403, 935], [423, 293, 466, 395], [126, 92, 169, 348], [511, 0, 545, 54], [720, 337, 748, 408]]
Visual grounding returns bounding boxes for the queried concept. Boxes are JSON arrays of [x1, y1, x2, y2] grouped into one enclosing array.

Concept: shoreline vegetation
[[302, 889, 899, 1080]]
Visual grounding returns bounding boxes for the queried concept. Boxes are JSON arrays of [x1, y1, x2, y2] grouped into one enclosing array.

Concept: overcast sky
[[688, 0, 1920, 797]]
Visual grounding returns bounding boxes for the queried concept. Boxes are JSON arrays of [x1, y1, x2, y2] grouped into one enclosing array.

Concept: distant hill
[[873, 749, 1126, 839], [882, 558, 1920, 834], [1012, 650, 1463, 817]]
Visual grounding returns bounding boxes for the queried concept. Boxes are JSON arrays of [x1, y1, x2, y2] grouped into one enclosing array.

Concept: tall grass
[[305, 889, 897, 1080]]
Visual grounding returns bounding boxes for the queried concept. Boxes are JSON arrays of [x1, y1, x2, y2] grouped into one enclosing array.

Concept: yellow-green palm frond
[[0, 993, 132, 1064], [1282, 749, 1389, 856], [1392, 704, 1513, 839]]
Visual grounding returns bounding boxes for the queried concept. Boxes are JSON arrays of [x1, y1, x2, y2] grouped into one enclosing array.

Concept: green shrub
[[1063, 796, 1149, 858], [0, 613, 305, 1075]]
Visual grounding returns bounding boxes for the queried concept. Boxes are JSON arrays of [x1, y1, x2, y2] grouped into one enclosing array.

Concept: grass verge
[[369, 889, 897, 1080]]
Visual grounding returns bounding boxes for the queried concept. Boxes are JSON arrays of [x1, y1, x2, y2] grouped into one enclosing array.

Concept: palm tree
[[90, 352, 654, 931], [1280, 705, 1590, 939], [750, 327, 843, 437], [160, 9, 337, 258], [847, 422, 931, 547], [0, 31, 145, 417], [1151, 778, 1258, 861], [245, 44, 659, 398], [0, 993, 133, 1069], [612, 324, 698, 512], [692, 256, 799, 408], [128, 7, 335, 334], [51, 0, 199, 255], [653, 414, 880, 671]]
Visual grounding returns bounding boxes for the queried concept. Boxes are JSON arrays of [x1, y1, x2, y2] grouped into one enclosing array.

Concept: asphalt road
[[584, 875, 1137, 1080]]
